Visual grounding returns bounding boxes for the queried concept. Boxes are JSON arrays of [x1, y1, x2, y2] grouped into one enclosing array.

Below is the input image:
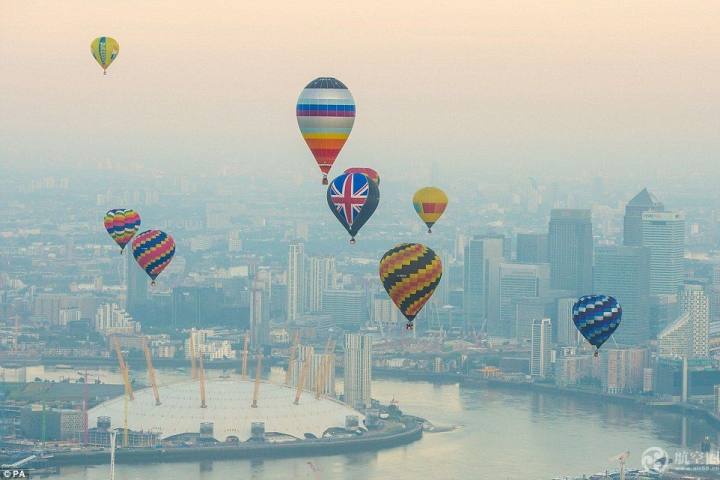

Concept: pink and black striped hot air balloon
[[131, 230, 175, 286]]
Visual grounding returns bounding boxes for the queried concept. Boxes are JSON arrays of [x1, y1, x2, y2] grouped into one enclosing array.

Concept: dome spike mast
[[252, 349, 263, 408], [294, 348, 313, 405]]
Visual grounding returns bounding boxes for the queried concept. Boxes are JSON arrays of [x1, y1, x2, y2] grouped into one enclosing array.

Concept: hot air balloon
[[104, 209, 141, 254], [91, 37, 120, 75], [343, 167, 380, 186], [327, 173, 379, 244], [131, 230, 175, 286], [413, 187, 448, 233], [572, 295, 622, 357], [379, 243, 442, 330], [297, 77, 355, 185]]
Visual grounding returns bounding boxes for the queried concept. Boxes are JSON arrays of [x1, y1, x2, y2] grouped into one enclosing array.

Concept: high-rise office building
[[498, 263, 549, 339], [322, 290, 365, 327], [593, 246, 651, 346], [623, 188, 664, 247], [677, 283, 709, 357], [463, 235, 503, 333], [601, 348, 648, 393], [307, 256, 336, 312], [126, 249, 148, 318], [250, 269, 272, 347], [531, 318, 552, 378], [658, 313, 693, 357], [548, 209, 593, 295], [287, 243, 306, 323], [642, 212, 685, 295], [556, 297, 580, 345], [516, 233, 548, 264], [344, 334, 372, 409]]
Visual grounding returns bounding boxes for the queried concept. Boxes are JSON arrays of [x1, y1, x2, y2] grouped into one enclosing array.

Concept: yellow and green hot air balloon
[[413, 187, 448, 233], [91, 37, 120, 75]]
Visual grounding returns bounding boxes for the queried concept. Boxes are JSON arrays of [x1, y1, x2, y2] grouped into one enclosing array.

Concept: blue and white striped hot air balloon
[[572, 295, 622, 357]]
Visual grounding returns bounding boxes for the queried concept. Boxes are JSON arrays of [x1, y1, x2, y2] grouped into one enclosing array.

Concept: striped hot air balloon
[[297, 77, 355, 185], [572, 295, 622, 357], [90, 37, 120, 75], [413, 187, 448, 233], [104, 209, 141, 254], [131, 230, 176, 286], [379, 243, 442, 330]]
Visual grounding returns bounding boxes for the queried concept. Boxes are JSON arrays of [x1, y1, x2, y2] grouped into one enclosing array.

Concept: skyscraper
[[556, 297, 580, 345], [290, 345, 336, 397], [623, 188, 664, 247], [322, 290, 365, 327], [548, 209, 593, 295], [344, 333, 372, 409], [307, 256, 336, 312], [463, 235, 503, 333], [249, 269, 272, 347], [593, 246, 651, 346], [677, 283, 709, 357], [516, 233, 548, 264], [531, 318, 552, 378], [498, 263, 549, 339], [641, 211, 685, 295], [287, 243, 306, 323], [126, 249, 148, 318]]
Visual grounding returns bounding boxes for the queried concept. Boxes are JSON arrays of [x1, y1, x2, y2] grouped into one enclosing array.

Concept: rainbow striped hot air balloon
[[297, 77, 355, 185], [379, 243, 442, 330], [131, 230, 176, 286], [90, 37, 120, 75], [104, 209, 141, 254], [413, 187, 448, 233]]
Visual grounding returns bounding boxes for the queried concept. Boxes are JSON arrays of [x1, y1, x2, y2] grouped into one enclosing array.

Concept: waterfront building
[[344, 333, 372, 409], [530, 318, 552, 379], [516, 233, 548, 264], [643, 368, 654, 392], [715, 385, 720, 414], [499, 263, 549, 339], [290, 345, 336, 397], [601, 348, 647, 394], [307, 256, 336, 312], [678, 283, 710, 357], [548, 209, 593, 295], [658, 313, 693, 357], [95, 303, 140, 335], [649, 294, 678, 341], [463, 235, 504, 334], [287, 243, 306, 323], [641, 211, 685, 295], [592, 246, 651, 346], [623, 188, 664, 246]]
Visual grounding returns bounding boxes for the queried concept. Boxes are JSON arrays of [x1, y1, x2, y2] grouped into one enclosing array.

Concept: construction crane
[[252, 349, 263, 408], [198, 346, 207, 408], [316, 341, 336, 400], [608, 451, 630, 480], [285, 332, 299, 386], [189, 333, 197, 381], [313, 337, 331, 393], [294, 348, 313, 405], [113, 337, 134, 400], [77, 369, 105, 445], [241, 331, 249, 380], [142, 334, 161, 405]]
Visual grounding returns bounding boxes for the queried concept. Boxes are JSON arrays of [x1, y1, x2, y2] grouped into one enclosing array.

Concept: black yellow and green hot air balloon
[[413, 187, 448, 233], [91, 37, 120, 75], [379, 243, 442, 330]]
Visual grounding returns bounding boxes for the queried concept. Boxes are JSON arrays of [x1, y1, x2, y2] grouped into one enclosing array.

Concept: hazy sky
[[1, 1, 719, 178]]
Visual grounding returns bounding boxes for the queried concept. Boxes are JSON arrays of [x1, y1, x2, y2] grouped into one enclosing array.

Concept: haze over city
[[3, 2, 720, 480]]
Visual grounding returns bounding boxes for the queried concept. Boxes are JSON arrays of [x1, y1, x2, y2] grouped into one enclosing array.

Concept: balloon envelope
[[572, 295, 622, 353], [379, 243, 442, 329], [131, 230, 175, 285], [413, 187, 448, 233], [297, 77, 355, 184], [343, 167, 380, 186], [104, 209, 141, 253], [91, 37, 119, 73], [327, 173, 379, 243]]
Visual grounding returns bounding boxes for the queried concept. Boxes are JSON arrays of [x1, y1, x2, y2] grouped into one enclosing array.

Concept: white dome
[[88, 379, 364, 442]]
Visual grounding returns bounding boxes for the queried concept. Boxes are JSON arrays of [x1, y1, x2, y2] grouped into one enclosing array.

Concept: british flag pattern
[[330, 173, 370, 226]]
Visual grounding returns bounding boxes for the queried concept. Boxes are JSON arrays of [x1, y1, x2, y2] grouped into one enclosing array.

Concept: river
[[51, 373, 718, 479]]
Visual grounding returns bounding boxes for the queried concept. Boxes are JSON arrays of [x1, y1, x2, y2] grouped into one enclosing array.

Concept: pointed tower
[[623, 188, 664, 246]]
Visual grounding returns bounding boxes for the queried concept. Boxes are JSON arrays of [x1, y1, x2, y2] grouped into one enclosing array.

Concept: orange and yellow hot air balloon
[[412, 187, 448, 233]]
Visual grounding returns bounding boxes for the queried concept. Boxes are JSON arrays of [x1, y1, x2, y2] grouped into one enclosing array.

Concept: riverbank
[[0, 423, 423, 468]]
